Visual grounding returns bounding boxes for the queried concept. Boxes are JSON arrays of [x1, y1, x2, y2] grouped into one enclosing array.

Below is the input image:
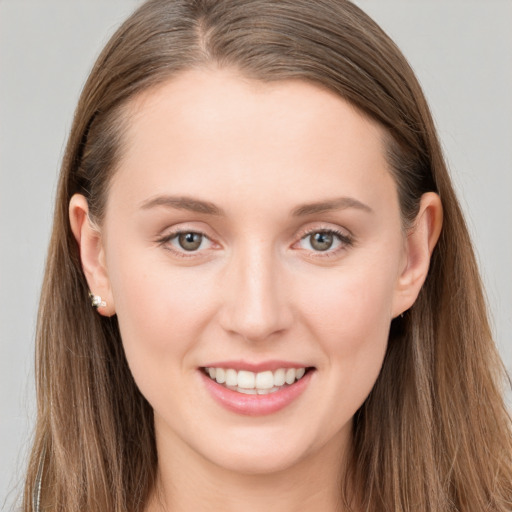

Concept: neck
[[146, 422, 352, 512]]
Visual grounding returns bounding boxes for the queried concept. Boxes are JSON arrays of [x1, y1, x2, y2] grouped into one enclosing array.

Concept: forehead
[[124, 67, 383, 153], [109, 68, 396, 216]]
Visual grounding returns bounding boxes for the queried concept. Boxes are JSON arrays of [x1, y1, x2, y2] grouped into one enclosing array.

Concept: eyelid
[[292, 224, 354, 257], [295, 223, 353, 241], [156, 225, 221, 258]]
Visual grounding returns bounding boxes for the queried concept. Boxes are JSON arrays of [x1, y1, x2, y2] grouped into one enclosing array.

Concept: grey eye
[[309, 232, 334, 251], [297, 230, 346, 253], [177, 232, 203, 251]]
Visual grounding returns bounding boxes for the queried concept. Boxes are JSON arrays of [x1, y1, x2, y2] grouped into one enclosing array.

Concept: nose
[[218, 242, 293, 343]]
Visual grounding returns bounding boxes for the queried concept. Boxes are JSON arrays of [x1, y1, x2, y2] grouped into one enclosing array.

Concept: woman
[[22, 0, 512, 511]]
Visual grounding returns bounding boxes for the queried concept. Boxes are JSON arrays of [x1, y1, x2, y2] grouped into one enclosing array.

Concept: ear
[[392, 192, 443, 318], [69, 194, 115, 316]]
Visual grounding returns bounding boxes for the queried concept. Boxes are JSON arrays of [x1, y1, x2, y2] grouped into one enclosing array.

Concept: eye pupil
[[310, 232, 333, 251], [178, 232, 203, 251]]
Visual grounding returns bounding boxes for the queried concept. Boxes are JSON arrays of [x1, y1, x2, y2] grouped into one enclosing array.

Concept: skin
[[70, 68, 442, 512]]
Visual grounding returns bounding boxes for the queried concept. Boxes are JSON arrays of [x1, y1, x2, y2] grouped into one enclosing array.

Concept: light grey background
[[1, 1, 511, 507]]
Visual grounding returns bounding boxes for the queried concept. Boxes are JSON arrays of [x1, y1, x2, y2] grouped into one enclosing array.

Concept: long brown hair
[[23, 1, 512, 510]]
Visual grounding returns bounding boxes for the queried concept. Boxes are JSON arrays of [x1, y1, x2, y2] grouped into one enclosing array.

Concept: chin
[[195, 423, 331, 476], [207, 446, 307, 476]]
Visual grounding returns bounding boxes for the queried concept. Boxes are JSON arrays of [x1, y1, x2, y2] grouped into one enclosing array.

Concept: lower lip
[[200, 370, 314, 416]]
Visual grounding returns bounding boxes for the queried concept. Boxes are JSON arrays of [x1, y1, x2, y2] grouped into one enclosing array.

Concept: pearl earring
[[88, 292, 106, 308]]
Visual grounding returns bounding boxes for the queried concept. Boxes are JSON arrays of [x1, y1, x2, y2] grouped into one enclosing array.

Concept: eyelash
[[157, 230, 215, 259], [157, 227, 354, 259], [295, 228, 354, 258]]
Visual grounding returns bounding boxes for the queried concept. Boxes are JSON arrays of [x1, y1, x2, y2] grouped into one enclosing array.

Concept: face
[[96, 69, 414, 475]]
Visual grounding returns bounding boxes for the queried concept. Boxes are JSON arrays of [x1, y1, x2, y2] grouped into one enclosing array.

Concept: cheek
[[298, 264, 396, 346], [293, 252, 399, 396], [106, 247, 217, 383], [298, 268, 395, 427]]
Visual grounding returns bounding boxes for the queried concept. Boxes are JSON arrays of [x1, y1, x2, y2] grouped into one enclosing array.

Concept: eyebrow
[[139, 194, 373, 217], [140, 195, 225, 215], [291, 197, 373, 216]]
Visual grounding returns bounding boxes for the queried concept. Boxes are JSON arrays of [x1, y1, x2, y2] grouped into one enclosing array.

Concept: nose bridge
[[220, 237, 291, 342]]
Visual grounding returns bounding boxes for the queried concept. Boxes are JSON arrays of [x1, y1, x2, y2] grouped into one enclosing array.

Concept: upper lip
[[201, 360, 313, 372]]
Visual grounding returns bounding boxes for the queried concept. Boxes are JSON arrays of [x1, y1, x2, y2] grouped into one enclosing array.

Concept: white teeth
[[237, 370, 255, 389], [274, 368, 285, 387], [255, 370, 274, 389], [257, 386, 280, 395], [206, 366, 308, 393], [227, 386, 280, 395], [215, 368, 226, 384], [285, 368, 296, 385], [225, 369, 237, 386], [237, 387, 257, 395]]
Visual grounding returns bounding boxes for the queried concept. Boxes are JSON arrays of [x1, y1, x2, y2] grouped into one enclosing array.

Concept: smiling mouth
[[202, 367, 314, 395]]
